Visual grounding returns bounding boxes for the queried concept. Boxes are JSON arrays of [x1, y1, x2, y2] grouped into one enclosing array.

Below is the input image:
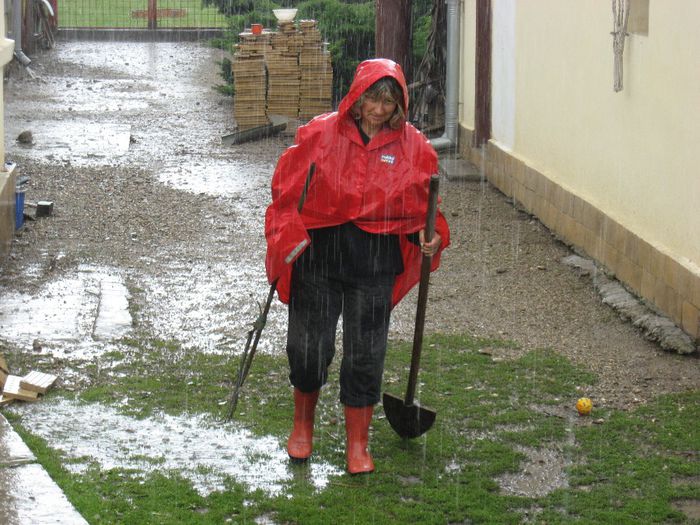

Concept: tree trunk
[[375, 0, 413, 81]]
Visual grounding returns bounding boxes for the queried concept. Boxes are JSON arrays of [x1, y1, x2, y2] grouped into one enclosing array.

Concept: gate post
[[474, 0, 492, 147], [147, 0, 157, 30]]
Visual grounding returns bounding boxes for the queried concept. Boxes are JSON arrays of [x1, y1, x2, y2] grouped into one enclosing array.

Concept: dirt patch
[[672, 500, 700, 521], [496, 445, 571, 497]]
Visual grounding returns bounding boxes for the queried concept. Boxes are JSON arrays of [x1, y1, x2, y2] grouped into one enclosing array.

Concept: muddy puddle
[[5, 40, 244, 169], [0, 265, 131, 358], [9, 398, 342, 496], [6, 120, 132, 166], [0, 260, 289, 357], [138, 261, 288, 354], [495, 444, 571, 497], [157, 158, 264, 197]]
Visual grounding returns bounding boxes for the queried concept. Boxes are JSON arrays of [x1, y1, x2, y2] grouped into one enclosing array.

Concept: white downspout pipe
[[431, 0, 460, 152], [13, 0, 31, 66]]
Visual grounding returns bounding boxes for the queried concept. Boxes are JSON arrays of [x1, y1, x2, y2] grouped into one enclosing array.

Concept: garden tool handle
[[297, 163, 315, 213], [405, 175, 440, 405], [226, 162, 316, 420]]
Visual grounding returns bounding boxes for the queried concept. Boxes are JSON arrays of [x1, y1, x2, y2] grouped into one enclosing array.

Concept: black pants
[[286, 264, 395, 407]]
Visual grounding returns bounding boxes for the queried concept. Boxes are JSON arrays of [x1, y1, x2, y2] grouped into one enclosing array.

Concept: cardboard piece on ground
[[2, 375, 40, 402], [20, 371, 58, 394]]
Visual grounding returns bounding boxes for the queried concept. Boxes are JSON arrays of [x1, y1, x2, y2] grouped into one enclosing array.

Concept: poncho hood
[[337, 59, 410, 121]]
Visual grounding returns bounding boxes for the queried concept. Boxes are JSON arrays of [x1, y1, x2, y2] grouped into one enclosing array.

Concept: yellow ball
[[576, 397, 593, 416]]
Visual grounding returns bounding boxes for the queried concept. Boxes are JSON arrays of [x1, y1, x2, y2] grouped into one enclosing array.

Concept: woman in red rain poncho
[[265, 58, 450, 474]]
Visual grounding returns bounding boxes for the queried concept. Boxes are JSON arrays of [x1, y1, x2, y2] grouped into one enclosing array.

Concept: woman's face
[[359, 93, 397, 129]]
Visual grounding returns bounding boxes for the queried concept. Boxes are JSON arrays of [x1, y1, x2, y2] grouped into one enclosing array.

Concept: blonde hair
[[351, 77, 406, 130]]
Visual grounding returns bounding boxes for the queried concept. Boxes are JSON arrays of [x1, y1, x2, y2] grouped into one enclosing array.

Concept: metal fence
[[56, 0, 227, 29]]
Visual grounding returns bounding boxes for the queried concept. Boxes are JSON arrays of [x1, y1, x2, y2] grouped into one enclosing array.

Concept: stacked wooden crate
[[230, 18, 333, 128], [298, 20, 333, 121], [266, 21, 303, 119], [232, 31, 271, 130]]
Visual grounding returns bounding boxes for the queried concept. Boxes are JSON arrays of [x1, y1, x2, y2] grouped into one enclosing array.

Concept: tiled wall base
[[458, 126, 700, 343]]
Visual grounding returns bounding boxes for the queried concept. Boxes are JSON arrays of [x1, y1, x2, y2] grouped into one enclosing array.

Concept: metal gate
[[56, 0, 226, 29]]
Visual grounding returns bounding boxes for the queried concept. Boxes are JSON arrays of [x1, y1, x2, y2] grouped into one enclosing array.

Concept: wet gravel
[[418, 180, 700, 410], [3, 40, 699, 419]]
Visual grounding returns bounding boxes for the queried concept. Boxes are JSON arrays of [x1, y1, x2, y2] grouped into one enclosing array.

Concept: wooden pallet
[[20, 371, 58, 394], [2, 375, 39, 402], [222, 114, 288, 145]]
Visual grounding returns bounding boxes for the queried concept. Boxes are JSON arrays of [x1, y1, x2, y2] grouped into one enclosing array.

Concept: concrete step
[[0, 414, 88, 525], [438, 155, 482, 182]]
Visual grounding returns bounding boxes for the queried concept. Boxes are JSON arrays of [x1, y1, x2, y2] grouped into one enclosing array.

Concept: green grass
[[57, 0, 227, 29], [6, 333, 699, 524]]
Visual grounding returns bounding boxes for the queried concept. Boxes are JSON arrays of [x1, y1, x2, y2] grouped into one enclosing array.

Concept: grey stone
[[564, 255, 698, 355], [438, 156, 483, 182]]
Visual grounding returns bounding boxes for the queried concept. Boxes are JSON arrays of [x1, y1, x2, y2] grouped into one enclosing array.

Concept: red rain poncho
[[265, 58, 450, 306]]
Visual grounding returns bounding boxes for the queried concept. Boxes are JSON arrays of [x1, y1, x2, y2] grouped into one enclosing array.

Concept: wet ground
[[0, 415, 87, 524], [0, 40, 698, 517]]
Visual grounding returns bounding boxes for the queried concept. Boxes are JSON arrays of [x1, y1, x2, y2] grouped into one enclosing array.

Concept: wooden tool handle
[[405, 175, 440, 405]]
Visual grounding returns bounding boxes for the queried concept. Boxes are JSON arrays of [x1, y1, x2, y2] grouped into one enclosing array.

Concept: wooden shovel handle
[[405, 175, 440, 405]]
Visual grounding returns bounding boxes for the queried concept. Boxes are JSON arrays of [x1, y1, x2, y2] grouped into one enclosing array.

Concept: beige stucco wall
[[513, 0, 700, 267], [457, 0, 700, 343]]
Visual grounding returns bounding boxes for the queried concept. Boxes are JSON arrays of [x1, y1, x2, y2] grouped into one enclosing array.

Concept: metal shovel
[[383, 175, 440, 439]]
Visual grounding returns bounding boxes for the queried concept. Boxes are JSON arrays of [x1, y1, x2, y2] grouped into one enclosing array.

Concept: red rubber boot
[[344, 405, 375, 474], [287, 388, 320, 461]]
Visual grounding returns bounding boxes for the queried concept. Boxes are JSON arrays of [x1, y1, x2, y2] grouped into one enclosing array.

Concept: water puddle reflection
[[496, 445, 570, 497], [5, 120, 131, 165], [11, 398, 342, 496], [157, 157, 260, 196], [138, 261, 287, 354], [0, 265, 131, 358], [0, 260, 286, 359]]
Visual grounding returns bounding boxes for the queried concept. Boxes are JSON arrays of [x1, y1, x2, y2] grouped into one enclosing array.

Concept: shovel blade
[[382, 392, 436, 439]]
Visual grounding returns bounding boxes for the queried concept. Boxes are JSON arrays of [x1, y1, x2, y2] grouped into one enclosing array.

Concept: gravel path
[[2, 41, 698, 416]]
